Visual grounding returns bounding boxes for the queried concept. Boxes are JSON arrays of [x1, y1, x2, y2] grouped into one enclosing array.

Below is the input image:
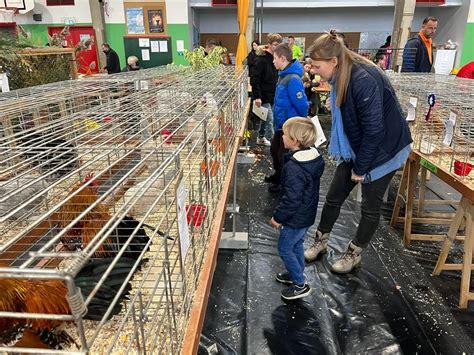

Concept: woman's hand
[[351, 171, 365, 183], [269, 217, 281, 229]]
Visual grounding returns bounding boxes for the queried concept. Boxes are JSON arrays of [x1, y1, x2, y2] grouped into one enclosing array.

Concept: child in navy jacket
[[269, 117, 325, 300]]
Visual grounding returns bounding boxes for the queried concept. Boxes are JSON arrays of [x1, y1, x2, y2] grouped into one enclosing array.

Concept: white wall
[[104, 0, 125, 24], [190, 0, 463, 7], [197, 7, 430, 34], [431, 0, 471, 65], [13, 0, 92, 24], [166, 0, 188, 23]]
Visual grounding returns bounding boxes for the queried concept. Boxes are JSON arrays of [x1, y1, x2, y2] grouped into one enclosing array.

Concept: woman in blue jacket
[[304, 30, 412, 273]]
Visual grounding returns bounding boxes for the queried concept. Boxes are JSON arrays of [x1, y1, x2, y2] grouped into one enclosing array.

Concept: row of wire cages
[[351, 47, 417, 72], [387, 72, 473, 185], [0, 65, 248, 354], [0, 65, 188, 145]]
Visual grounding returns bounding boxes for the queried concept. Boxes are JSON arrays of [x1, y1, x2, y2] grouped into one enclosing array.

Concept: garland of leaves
[[184, 46, 226, 71]]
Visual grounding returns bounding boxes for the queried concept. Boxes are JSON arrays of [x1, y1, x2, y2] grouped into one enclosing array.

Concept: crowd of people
[[243, 28, 416, 300]]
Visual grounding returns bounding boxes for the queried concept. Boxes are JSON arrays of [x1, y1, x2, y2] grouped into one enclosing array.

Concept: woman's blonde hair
[[127, 55, 139, 67], [308, 29, 377, 107], [282, 117, 317, 148]]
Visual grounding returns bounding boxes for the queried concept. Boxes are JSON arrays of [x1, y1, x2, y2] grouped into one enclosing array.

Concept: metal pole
[[260, 0, 264, 43], [232, 153, 238, 238]]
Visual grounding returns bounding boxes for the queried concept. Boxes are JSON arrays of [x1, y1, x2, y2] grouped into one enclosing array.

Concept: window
[[211, 0, 237, 6], [46, 0, 75, 6]]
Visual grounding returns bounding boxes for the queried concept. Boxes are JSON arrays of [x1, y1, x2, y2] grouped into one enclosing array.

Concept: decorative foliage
[[184, 46, 226, 71]]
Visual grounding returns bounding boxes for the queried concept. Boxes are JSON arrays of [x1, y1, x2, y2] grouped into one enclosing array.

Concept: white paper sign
[[406, 97, 418, 122], [0, 73, 9, 93], [159, 40, 168, 53], [139, 38, 150, 47], [420, 139, 436, 154], [443, 111, 457, 146], [311, 115, 327, 147], [151, 41, 159, 53], [433, 49, 456, 75], [177, 40, 185, 52], [176, 177, 190, 260], [141, 49, 150, 61], [252, 101, 268, 121]]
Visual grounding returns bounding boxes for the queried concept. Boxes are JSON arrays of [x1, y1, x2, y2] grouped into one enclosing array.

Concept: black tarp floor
[[201, 118, 474, 355]]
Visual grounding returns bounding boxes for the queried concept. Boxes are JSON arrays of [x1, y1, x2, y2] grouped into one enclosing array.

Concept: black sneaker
[[281, 283, 311, 300], [264, 173, 279, 184], [275, 272, 293, 285]]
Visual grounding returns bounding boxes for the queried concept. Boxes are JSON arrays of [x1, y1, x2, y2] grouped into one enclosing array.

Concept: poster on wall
[[148, 9, 164, 33], [126, 7, 145, 34]]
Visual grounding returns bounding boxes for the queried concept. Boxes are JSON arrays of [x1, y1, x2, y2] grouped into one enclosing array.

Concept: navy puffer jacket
[[273, 147, 325, 228], [340, 63, 412, 176]]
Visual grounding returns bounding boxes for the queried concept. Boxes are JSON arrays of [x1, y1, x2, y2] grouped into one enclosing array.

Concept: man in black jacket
[[250, 33, 282, 147], [402, 16, 438, 73], [102, 43, 121, 74]]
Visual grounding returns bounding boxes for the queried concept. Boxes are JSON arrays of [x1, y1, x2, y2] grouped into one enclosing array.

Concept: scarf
[[328, 81, 354, 162], [418, 31, 433, 64]]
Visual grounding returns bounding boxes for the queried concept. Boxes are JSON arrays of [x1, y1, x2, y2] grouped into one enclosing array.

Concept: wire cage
[[388, 73, 473, 186], [0, 66, 187, 148], [0, 65, 248, 354], [351, 47, 417, 71]]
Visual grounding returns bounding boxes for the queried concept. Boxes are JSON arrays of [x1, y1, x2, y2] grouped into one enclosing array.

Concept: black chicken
[[20, 133, 79, 178]]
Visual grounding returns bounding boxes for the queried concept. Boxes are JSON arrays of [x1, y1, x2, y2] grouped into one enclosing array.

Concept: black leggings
[[318, 161, 396, 248], [270, 129, 288, 184]]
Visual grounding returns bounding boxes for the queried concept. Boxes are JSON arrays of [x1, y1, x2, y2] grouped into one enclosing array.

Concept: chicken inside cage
[[0, 66, 248, 353]]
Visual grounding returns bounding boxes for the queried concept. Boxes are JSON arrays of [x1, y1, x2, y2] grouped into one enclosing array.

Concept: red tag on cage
[[160, 129, 172, 144], [186, 203, 207, 227]]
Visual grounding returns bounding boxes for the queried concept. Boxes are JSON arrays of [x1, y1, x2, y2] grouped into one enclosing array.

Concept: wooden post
[[417, 167, 427, 217], [432, 198, 468, 275], [404, 159, 420, 246], [460, 202, 473, 308]]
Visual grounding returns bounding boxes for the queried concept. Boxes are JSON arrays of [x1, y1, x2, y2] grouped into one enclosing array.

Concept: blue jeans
[[278, 225, 308, 286], [258, 103, 274, 139]]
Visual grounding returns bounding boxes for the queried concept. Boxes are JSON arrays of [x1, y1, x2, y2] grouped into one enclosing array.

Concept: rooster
[[0, 277, 76, 350]]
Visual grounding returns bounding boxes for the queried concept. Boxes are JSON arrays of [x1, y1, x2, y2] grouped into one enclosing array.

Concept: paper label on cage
[[134, 80, 149, 91], [420, 158, 438, 174], [176, 177, 190, 260], [311, 115, 327, 148], [443, 111, 456, 146], [406, 97, 417, 122], [420, 139, 436, 154], [252, 102, 268, 121]]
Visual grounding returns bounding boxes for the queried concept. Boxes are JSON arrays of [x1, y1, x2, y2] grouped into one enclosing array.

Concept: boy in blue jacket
[[269, 117, 325, 300], [267, 43, 308, 193]]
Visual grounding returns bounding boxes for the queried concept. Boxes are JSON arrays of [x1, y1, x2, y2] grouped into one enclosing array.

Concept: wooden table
[[391, 150, 474, 308]]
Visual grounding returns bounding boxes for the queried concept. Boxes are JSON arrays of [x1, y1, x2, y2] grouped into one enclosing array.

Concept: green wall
[[21, 23, 91, 47], [460, 23, 474, 66], [21, 22, 188, 68], [105, 23, 127, 70], [167, 24, 190, 65]]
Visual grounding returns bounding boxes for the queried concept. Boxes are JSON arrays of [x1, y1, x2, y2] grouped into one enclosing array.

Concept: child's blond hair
[[282, 117, 317, 148]]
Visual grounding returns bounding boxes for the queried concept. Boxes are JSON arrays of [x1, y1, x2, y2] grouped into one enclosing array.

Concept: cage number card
[[252, 101, 268, 121], [406, 97, 418, 122], [443, 111, 457, 146]]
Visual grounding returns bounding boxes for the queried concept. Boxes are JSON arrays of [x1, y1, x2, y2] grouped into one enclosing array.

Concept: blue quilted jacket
[[340, 63, 412, 176], [273, 147, 325, 228], [273, 60, 308, 129]]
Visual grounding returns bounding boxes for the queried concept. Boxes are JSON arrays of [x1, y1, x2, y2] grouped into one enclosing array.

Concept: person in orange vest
[[402, 17, 438, 72]]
